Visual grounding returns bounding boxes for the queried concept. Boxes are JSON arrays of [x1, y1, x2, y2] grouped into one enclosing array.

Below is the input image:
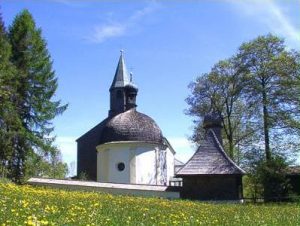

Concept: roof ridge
[[208, 129, 245, 174]]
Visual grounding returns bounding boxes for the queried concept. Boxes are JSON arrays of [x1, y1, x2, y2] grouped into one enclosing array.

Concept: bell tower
[[125, 73, 138, 111], [109, 51, 138, 117]]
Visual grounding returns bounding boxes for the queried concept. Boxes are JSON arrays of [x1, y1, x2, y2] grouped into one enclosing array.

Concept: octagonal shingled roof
[[176, 129, 245, 175], [99, 108, 163, 145]]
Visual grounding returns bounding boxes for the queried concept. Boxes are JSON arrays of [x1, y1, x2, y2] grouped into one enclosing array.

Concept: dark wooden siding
[[180, 175, 243, 200], [77, 119, 109, 181], [287, 175, 300, 196]]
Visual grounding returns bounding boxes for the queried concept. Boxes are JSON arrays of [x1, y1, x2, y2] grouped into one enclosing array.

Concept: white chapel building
[[77, 52, 176, 185]]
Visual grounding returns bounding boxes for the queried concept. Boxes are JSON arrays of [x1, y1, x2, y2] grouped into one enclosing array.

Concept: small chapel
[[176, 113, 245, 200], [77, 51, 175, 185]]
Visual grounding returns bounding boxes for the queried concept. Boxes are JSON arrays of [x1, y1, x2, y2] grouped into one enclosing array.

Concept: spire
[[110, 50, 130, 90], [203, 112, 223, 146]]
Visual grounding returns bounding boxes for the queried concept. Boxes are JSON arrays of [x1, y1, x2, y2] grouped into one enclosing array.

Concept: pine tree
[[8, 10, 67, 182], [0, 12, 21, 178]]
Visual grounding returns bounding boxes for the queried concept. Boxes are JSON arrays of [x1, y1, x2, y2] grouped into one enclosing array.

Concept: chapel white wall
[[166, 147, 175, 183], [96, 142, 175, 185], [135, 146, 158, 185]]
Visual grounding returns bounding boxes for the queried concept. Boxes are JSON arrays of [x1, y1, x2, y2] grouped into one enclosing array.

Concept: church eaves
[[110, 50, 130, 89]]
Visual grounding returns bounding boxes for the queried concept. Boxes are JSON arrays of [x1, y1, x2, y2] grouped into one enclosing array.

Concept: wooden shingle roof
[[99, 108, 163, 145], [110, 51, 130, 89], [176, 129, 245, 176]]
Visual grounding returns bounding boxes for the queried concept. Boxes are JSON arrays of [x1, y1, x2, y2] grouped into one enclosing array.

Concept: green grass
[[0, 182, 299, 225]]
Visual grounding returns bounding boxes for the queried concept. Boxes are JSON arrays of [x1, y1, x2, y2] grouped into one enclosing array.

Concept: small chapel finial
[[120, 49, 124, 56], [130, 72, 133, 82]]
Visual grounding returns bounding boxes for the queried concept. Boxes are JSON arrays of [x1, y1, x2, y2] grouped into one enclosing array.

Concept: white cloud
[[229, 0, 300, 49], [87, 2, 160, 43], [90, 23, 126, 43]]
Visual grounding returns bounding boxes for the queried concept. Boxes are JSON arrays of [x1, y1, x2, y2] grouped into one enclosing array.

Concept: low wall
[[27, 178, 180, 199]]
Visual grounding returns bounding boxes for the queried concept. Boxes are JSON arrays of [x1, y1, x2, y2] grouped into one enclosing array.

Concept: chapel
[[176, 112, 245, 200], [77, 51, 175, 185]]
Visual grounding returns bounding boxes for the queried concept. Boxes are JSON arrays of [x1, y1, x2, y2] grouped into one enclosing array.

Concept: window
[[117, 162, 125, 171]]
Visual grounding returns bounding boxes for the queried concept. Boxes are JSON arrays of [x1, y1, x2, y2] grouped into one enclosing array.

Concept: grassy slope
[[0, 182, 299, 226]]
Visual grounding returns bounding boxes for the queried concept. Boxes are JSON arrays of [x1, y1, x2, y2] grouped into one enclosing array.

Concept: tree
[[25, 149, 68, 179], [237, 34, 300, 161], [257, 155, 291, 202], [0, 12, 22, 178], [186, 58, 255, 160], [8, 10, 67, 182], [187, 34, 300, 201], [187, 34, 300, 164]]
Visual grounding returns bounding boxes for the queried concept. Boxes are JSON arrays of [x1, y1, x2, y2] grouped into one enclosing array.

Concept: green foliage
[[243, 175, 264, 202], [0, 11, 22, 179], [0, 176, 11, 184], [9, 9, 67, 147], [186, 57, 257, 160], [242, 148, 264, 201], [0, 9, 67, 182], [243, 149, 294, 202], [78, 171, 88, 181], [187, 34, 300, 201], [257, 156, 291, 202], [187, 34, 300, 165], [237, 34, 300, 161], [25, 149, 68, 180]]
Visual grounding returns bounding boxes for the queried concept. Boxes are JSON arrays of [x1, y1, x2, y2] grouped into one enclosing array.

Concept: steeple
[[110, 50, 130, 90], [203, 112, 223, 146], [109, 51, 138, 117]]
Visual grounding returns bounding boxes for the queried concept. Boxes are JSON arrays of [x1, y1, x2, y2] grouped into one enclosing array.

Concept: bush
[[257, 156, 291, 202], [0, 176, 12, 184]]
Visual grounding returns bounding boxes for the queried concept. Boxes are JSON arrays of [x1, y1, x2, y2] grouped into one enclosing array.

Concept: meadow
[[0, 182, 299, 226]]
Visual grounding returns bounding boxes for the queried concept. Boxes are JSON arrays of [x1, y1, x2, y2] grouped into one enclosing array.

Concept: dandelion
[[1, 182, 300, 225]]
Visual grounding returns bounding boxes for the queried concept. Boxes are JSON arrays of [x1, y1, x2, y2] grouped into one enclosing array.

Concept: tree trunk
[[228, 134, 234, 159], [262, 82, 271, 161]]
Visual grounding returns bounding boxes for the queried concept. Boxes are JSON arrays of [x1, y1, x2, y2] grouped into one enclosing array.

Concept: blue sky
[[2, 0, 300, 173]]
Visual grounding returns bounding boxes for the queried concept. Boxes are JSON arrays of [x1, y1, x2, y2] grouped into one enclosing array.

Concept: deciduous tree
[[186, 58, 255, 160], [237, 34, 300, 161]]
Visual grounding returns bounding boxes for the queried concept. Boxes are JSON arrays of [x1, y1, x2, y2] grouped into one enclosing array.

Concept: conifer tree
[[8, 10, 67, 182], [0, 12, 21, 178]]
